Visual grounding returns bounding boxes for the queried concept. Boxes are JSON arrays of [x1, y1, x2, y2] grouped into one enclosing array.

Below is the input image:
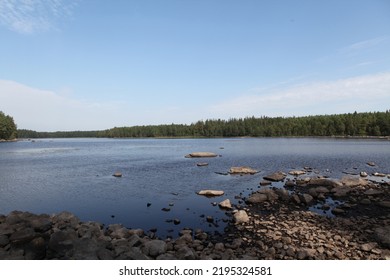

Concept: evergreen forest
[[16, 111, 390, 139], [0, 111, 17, 140]]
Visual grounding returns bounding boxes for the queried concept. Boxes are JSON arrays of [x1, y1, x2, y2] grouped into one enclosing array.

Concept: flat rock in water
[[196, 162, 209, 167], [288, 170, 306, 176], [218, 199, 232, 209], [229, 166, 258, 175], [197, 190, 224, 196], [185, 152, 218, 158], [263, 171, 286, 182], [113, 172, 122, 178]]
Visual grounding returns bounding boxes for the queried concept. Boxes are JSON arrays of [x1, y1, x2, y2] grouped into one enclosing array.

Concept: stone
[[0, 235, 9, 247], [9, 228, 36, 244], [364, 189, 384, 196], [218, 199, 232, 209], [29, 216, 52, 232], [197, 162, 209, 167], [367, 162, 376, 167], [48, 229, 78, 255], [263, 171, 287, 182], [247, 193, 268, 204], [175, 246, 196, 260], [340, 176, 369, 187], [197, 190, 224, 196], [307, 178, 342, 188], [288, 170, 306, 176], [143, 240, 167, 257], [361, 242, 376, 252], [360, 171, 368, 177], [113, 172, 122, 177], [373, 172, 386, 177], [260, 180, 272, 186], [299, 194, 314, 204], [374, 226, 390, 248], [229, 166, 258, 175], [107, 224, 130, 239], [331, 208, 345, 215], [52, 211, 80, 228], [185, 152, 217, 158], [378, 201, 390, 208], [234, 210, 249, 224]]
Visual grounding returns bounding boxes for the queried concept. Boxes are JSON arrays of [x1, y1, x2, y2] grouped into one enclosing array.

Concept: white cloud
[[0, 0, 77, 34], [0, 80, 132, 131], [342, 36, 387, 52], [209, 72, 390, 118]]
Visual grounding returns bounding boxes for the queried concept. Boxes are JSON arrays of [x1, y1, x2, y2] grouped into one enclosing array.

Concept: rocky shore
[[1, 171, 389, 260]]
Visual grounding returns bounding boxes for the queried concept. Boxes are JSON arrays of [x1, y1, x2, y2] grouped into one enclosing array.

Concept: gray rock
[[378, 201, 390, 208], [0, 235, 9, 247], [107, 224, 130, 239], [176, 246, 196, 260], [364, 189, 384, 196], [185, 152, 217, 158], [263, 171, 287, 182], [48, 229, 78, 255], [234, 210, 249, 224], [29, 216, 52, 232], [143, 240, 167, 257], [288, 170, 306, 176], [374, 226, 390, 248], [218, 199, 232, 209], [308, 178, 342, 188], [197, 190, 224, 196], [9, 228, 36, 244], [299, 194, 314, 204], [52, 211, 80, 228], [340, 176, 370, 187], [247, 193, 268, 204], [229, 166, 258, 175]]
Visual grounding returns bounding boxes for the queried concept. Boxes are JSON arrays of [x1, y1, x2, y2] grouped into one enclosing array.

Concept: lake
[[1, 138, 389, 237]]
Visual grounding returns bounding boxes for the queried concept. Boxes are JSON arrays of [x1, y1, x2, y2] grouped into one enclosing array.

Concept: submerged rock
[[185, 152, 218, 158]]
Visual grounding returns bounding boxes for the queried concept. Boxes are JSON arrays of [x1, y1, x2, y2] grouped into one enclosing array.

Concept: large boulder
[[307, 178, 342, 188], [185, 152, 218, 158], [340, 176, 371, 187], [263, 171, 287, 182]]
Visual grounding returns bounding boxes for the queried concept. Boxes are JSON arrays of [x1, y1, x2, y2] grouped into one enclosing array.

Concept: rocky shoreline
[[1, 171, 389, 260]]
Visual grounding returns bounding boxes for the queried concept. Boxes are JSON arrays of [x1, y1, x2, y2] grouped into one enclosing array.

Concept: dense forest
[[0, 111, 17, 140], [17, 111, 390, 139]]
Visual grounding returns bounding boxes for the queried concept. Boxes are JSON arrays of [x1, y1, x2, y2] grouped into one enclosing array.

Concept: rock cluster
[[1, 168, 389, 260]]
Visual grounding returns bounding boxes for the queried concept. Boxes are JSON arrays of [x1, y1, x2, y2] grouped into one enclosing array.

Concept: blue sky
[[0, 0, 389, 131]]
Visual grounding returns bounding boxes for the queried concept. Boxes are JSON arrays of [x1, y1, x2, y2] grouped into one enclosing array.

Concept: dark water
[[1, 138, 389, 237]]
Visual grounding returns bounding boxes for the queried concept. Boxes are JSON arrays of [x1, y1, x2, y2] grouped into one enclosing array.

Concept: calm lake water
[[1, 138, 389, 237]]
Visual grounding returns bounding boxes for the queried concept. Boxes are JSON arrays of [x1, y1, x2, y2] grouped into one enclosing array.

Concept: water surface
[[1, 138, 389, 237]]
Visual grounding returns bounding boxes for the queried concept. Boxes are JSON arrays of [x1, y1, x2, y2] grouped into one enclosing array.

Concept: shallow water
[[1, 138, 389, 237]]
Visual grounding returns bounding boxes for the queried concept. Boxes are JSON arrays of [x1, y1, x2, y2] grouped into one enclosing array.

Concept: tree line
[[17, 110, 390, 139], [0, 111, 17, 140]]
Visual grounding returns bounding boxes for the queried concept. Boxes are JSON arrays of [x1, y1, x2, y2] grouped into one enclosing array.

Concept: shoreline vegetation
[[14, 110, 390, 139]]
